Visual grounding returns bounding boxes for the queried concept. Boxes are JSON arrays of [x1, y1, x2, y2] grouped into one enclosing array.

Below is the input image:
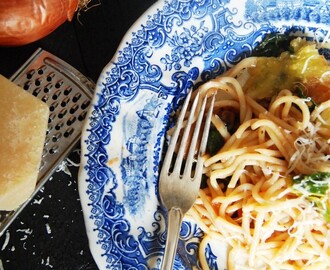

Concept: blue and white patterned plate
[[78, 0, 330, 269]]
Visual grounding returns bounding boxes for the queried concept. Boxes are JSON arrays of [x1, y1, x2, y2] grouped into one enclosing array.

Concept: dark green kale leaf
[[206, 124, 225, 156], [252, 33, 295, 57]]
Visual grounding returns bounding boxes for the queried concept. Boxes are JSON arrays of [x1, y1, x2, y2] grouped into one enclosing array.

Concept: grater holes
[[48, 113, 56, 123], [11, 53, 93, 184], [33, 87, 41, 96], [35, 78, 42, 86], [67, 116, 76, 126], [70, 104, 79, 114], [81, 99, 90, 110], [44, 136, 50, 145], [72, 93, 82, 102], [52, 90, 61, 100], [38, 65, 46, 75], [43, 83, 53, 93], [61, 97, 70, 107], [52, 132, 62, 142], [47, 72, 55, 82], [46, 125, 52, 136], [1, 50, 95, 233], [49, 145, 59, 154], [23, 81, 32, 90], [55, 80, 63, 88], [58, 108, 67, 119], [55, 122, 64, 130], [41, 94, 49, 102], [26, 69, 35, 79], [78, 111, 87, 121], [49, 101, 59, 112], [64, 86, 72, 95], [64, 127, 74, 138]]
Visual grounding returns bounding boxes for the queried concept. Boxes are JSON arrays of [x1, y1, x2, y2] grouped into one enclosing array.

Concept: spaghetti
[[184, 38, 330, 269]]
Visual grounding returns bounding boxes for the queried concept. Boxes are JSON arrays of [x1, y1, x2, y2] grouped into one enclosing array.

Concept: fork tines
[[158, 89, 216, 270], [164, 89, 216, 180]]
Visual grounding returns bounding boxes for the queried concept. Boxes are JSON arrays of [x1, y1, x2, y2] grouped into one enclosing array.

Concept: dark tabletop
[[0, 0, 156, 269]]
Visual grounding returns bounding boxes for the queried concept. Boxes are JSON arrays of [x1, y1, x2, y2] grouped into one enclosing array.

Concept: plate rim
[[78, 0, 330, 269]]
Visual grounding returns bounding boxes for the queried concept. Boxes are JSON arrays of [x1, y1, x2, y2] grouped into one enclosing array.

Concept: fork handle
[[161, 207, 183, 270]]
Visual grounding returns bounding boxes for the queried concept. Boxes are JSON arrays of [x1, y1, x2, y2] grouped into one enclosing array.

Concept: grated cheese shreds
[[288, 121, 330, 175], [185, 76, 330, 269]]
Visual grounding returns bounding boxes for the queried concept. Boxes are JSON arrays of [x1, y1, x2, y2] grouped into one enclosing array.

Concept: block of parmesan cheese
[[0, 75, 49, 210]]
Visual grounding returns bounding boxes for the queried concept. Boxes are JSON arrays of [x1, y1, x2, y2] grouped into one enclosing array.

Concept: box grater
[[0, 48, 95, 237]]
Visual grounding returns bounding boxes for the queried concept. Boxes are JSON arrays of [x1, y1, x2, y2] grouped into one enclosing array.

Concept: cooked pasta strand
[[183, 53, 330, 270]]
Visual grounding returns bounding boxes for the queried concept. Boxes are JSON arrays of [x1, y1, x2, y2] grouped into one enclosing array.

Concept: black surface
[[0, 0, 156, 269]]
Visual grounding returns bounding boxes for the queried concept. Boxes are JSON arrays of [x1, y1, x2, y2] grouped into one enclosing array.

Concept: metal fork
[[159, 89, 215, 270]]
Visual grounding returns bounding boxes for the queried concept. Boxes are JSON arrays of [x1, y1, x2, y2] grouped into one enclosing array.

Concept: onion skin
[[0, 0, 79, 46]]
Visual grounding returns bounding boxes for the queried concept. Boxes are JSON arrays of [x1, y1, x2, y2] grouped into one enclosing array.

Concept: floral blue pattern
[[161, 21, 209, 70], [245, 0, 330, 24], [79, 0, 330, 269]]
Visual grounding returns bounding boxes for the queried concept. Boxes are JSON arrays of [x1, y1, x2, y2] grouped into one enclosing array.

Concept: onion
[[0, 0, 79, 46]]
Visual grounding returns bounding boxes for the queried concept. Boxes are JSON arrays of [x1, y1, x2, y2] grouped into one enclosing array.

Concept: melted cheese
[[243, 38, 330, 101], [0, 75, 49, 210]]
